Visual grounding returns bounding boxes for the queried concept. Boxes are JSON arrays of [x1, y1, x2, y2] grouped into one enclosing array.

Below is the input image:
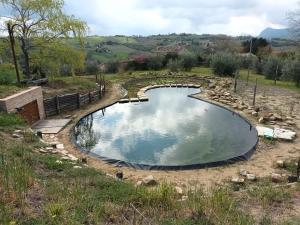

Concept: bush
[[282, 59, 300, 86], [179, 54, 196, 71], [263, 57, 282, 80], [210, 53, 239, 77], [0, 64, 16, 85], [147, 56, 163, 71], [167, 59, 180, 72], [252, 58, 264, 74], [85, 61, 99, 75], [105, 61, 119, 74]]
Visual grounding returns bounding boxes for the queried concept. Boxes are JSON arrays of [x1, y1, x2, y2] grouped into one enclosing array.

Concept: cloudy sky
[[63, 0, 300, 36]]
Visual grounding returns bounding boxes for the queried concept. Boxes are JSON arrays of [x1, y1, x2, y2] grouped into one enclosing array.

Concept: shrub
[[105, 61, 119, 74], [282, 59, 300, 86], [252, 58, 264, 74], [85, 60, 99, 75], [179, 54, 197, 71], [211, 53, 239, 77], [263, 57, 282, 80], [147, 56, 163, 71], [167, 59, 180, 72], [0, 64, 16, 85]]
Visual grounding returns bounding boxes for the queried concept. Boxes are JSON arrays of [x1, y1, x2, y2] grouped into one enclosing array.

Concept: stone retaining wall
[[0, 86, 45, 120]]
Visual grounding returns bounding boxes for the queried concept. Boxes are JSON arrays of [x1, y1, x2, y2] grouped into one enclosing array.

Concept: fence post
[[55, 95, 60, 115], [77, 93, 80, 109], [88, 92, 92, 103], [252, 78, 258, 106]]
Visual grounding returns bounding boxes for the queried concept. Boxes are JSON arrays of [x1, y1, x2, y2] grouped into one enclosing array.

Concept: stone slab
[[32, 119, 71, 134]]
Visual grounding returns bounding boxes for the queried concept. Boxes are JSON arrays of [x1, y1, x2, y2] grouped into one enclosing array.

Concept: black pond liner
[[71, 88, 259, 171]]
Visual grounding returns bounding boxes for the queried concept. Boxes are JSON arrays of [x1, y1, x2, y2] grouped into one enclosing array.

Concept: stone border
[[118, 83, 201, 104]]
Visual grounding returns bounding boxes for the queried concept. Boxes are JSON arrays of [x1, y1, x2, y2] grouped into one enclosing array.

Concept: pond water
[[74, 88, 258, 169]]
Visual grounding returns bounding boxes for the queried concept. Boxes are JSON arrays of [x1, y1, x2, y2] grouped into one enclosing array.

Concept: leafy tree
[[179, 54, 196, 71], [85, 60, 99, 75], [282, 59, 300, 86], [105, 61, 119, 74], [211, 53, 239, 77], [147, 56, 163, 71], [263, 57, 282, 80], [242, 38, 271, 57], [30, 41, 86, 77], [1, 0, 88, 79], [167, 59, 180, 72]]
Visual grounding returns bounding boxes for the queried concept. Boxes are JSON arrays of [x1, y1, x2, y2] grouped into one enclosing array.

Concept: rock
[[61, 156, 70, 161], [208, 83, 216, 89], [271, 173, 283, 183], [116, 171, 123, 179], [135, 181, 143, 187], [46, 147, 54, 151], [254, 107, 260, 112], [239, 169, 249, 177], [286, 121, 296, 126], [143, 175, 157, 186], [67, 154, 78, 162], [179, 195, 188, 202], [252, 111, 258, 117], [274, 114, 283, 121], [14, 130, 22, 134], [56, 144, 64, 149], [231, 177, 245, 184], [246, 174, 257, 181], [39, 148, 48, 153], [269, 116, 276, 121], [258, 117, 265, 124], [73, 166, 82, 169], [12, 133, 22, 138], [175, 186, 183, 195], [276, 160, 285, 168], [55, 160, 63, 164]]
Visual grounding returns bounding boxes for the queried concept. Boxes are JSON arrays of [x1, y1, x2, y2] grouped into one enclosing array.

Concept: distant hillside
[[65, 33, 297, 63], [259, 27, 292, 39]]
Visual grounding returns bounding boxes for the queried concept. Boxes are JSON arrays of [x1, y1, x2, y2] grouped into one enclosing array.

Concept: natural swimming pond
[[73, 87, 258, 170]]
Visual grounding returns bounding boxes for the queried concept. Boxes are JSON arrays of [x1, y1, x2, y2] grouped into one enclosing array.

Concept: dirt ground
[[57, 79, 300, 191]]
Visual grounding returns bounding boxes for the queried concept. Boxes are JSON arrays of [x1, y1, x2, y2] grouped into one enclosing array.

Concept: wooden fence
[[44, 86, 105, 117]]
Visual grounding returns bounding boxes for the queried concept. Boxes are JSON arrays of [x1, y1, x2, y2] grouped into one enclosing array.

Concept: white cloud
[[64, 0, 299, 36]]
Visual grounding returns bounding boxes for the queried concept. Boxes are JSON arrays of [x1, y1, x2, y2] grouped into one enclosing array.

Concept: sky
[[63, 0, 300, 36], [0, 0, 299, 36]]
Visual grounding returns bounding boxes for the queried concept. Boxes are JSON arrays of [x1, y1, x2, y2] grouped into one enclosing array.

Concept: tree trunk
[[20, 37, 31, 79]]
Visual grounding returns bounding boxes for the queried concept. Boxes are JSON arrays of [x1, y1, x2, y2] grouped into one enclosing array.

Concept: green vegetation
[[211, 53, 239, 77], [0, 112, 24, 127]]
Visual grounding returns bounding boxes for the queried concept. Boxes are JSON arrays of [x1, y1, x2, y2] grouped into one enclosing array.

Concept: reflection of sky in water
[[74, 88, 257, 166]]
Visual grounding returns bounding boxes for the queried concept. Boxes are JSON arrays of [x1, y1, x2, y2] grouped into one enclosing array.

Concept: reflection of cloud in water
[[75, 88, 257, 165]]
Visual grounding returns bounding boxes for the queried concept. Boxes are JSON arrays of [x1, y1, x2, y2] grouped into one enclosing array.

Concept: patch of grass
[[247, 183, 291, 207], [239, 69, 300, 92], [0, 85, 24, 99], [0, 112, 25, 127]]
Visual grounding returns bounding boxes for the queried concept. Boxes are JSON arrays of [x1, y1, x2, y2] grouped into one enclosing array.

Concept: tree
[[1, 0, 88, 79], [288, 3, 300, 39], [147, 56, 163, 71], [179, 54, 196, 72], [263, 57, 282, 80], [242, 38, 271, 57], [282, 59, 300, 86], [211, 53, 240, 77]]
